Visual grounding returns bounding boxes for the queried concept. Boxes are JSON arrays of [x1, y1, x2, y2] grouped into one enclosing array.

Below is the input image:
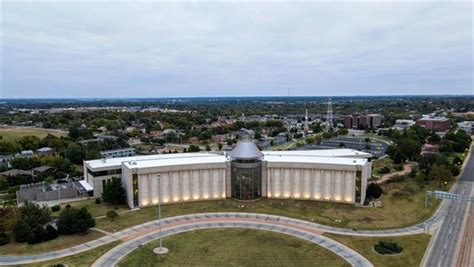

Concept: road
[[0, 210, 438, 266], [92, 215, 374, 267], [423, 147, 474, 267]]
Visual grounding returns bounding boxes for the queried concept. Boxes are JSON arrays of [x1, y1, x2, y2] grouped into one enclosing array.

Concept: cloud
[[1, 1, 472, 98]]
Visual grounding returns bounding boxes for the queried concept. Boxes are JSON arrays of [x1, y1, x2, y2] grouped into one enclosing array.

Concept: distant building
[[394, 119, 416, 130], [344, 113, 383, 129], [0, 155, 14, 169], [458, 121, 474, 135], [36, 147, 55, 157], [16, 181, 93, 204], [0, 169, 32, 179], [19, 150, 34, 158], [416, 116, 450, 132], [100, 148, 136, 159]]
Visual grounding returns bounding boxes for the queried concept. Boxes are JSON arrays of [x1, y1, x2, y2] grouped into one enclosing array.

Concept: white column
[[202, 169, 210, 199], [273, 168, 281, 197], [212, 169, 220, 198], [303, 169, 311, 199], [171, 171, 180, 202], [345, 171, 355, 203], [220, 168, 226, 198], [151, 173, 159, 204], [313, 169, 322, 199], [334, 170, 343, 202], [192, 170, 200, 200], [161, 172, 170, 203], [292, 169, 301, 198], [182, 171, 191, 201], [283, 168, 291, 198]]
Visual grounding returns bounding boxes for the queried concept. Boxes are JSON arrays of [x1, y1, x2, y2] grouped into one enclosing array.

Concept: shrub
[[95, 198, 102, 204], [0, 229, 9, 246], [366, 183, 383, 200], [374, 241, 403, 255], [58, 206, 95, 235], [106, 210, 119, 221], [403, 182, 421, 194], [12, 219, 30, 242], [379, 166, 390, 174], [43, 224, 59, 241], [102, 177, 125, 205], [27, 226, 45, 244], [51, 205, 61, 212]]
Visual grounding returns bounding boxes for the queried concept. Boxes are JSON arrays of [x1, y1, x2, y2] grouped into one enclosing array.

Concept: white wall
[[266, 167, 357, 204], [136, 167, 227, 207]]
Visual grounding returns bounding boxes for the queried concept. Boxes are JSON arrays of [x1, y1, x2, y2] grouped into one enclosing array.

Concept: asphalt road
[[424, 147, 474, 267], [92, 218, 374, 267]]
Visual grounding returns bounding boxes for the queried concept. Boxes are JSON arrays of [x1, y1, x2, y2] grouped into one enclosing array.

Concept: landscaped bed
[[118, 229, 349, 267], [324, 233, 430, 267]]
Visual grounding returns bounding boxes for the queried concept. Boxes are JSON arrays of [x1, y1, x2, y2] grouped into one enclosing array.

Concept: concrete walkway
[[92, 216, 374, 267], [0, 210, 446, 266]]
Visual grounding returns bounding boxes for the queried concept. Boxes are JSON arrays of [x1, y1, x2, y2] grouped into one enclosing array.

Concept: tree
[[0, 226, 9, 246], [188, 144, 201, 152], [106, 210, 119, 222], [218, 143, 223, 150], [17, 136, 41, 151], [428, 164, 453, 187], [205, 144, 211, 151], [65, 143, 84, 164], [43, 224, 59, 241], [366, 183, 383, 199], [102, 177, 125, 205], [57, 206, 95, 235], [12, 201, 50, 242], [0, 140, 21, 155]]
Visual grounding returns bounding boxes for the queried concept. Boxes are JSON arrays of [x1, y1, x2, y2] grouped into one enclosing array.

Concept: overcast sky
[[1, 1, 472, 98]]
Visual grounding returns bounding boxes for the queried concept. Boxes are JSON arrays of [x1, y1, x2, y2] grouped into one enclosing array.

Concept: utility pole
[[154, 173, 168, 254]]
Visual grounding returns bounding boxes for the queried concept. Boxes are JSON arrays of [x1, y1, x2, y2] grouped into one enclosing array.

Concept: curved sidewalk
[[92, 218, 373, 267], [0, 211, 444, 266]]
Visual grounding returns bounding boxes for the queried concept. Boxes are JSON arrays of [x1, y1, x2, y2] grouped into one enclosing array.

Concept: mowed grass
[[51, 198, 129, 219], [0, 230, 104, 255], [95, 180, 441, 233], [118, 229, 349, 267], [0, 127, 66, 142], [324, 233, 431, 267], [20, 241, 121, 267]]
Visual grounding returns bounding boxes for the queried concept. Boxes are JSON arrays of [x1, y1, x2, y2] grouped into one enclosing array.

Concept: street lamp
[[154, 173, 168, 255]]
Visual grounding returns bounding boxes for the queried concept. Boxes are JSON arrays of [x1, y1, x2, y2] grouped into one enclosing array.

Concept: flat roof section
[[263, 149, 372, 158], [123, 155, 227, 169], [85, 153, 222, 170], [264, 154, 368, 167]]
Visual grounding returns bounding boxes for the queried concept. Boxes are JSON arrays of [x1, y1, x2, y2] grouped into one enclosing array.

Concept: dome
[[227, 140, 263, 160]]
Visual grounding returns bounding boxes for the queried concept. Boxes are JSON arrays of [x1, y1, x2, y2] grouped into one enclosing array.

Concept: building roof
[[264, 154, 368, 167], [123, 154, 227, 169], [0, 169, 32, 176], [32, 165, 55, 173], [263, 149, 373, 158], [85, 153, 222, 170], [226, 140, 263, 160]]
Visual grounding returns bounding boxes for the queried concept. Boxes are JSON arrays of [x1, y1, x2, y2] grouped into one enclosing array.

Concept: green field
[[119, 229, 349, 267], [0, 230, 104, 256], [0, 127, 66, 142], [21, 241, 121, 267], [91, 179, 441, 233], [324, 233, 431, 267]]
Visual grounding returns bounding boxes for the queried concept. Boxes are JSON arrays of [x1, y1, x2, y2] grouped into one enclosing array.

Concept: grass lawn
[[324, 233, 431, 267], [118, 229, 349, 267], [372, 157, 397, 177], [51, 198, 129, 219], [21, 241, 121, 267], [0, 126, 66, 142], [95, 180, 441, 233], [0, 230, 104, 256]]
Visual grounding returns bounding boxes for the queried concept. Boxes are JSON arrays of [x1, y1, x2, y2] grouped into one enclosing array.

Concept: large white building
[[84, 139, 372, 209]]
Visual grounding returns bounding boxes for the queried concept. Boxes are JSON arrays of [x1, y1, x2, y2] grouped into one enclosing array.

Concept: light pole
[[154, 173, 168, 255]]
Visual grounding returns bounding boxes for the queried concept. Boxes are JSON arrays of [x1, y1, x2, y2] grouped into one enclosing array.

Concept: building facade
[[416, 115, 450, 132], [84, 140, 372, 209], [344, 113, 383, 129]]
